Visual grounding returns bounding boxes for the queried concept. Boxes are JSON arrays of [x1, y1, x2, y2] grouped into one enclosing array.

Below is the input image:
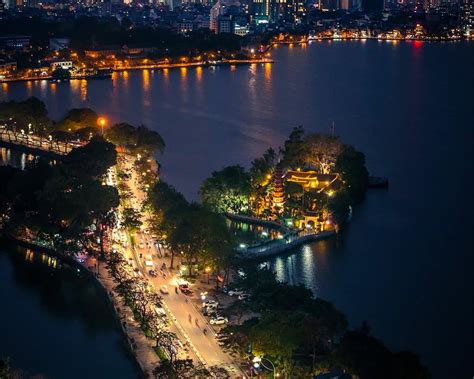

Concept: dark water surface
[[1, 41, 473, 378], [0, 246, 139, 378]]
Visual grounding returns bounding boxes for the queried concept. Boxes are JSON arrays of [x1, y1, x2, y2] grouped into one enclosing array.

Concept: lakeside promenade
[[0, 58, 274, 84], [226, 213, 336, 259]]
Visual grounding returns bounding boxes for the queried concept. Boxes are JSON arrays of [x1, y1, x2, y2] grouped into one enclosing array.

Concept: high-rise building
[[252, 0, 306, 23], [252, 0, 270, 18], [210, 0, 226, 32]]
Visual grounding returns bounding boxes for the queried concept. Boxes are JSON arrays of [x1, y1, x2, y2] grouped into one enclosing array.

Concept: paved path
[[116, 154, 243, 377]]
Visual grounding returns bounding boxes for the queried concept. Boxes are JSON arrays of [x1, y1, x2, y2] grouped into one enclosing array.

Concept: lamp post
[[252, 356, 278, 379], [97, 116, 107, 136], [205, 266, 211, 284]]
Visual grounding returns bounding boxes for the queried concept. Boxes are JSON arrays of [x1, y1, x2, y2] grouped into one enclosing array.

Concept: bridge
[[0, 130, 78, 157]]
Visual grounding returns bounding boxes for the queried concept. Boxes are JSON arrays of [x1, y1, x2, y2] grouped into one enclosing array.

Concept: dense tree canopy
[[147, 180, 234, 274], [105, 123, 165, 155], [64, 136, 117, 179], [56, 108, 99, 133], [1, 138, 119, 254], [225, 266, 428, 378], [200, 165, 251, 214], [335, 145, 369, 202], [0, 97, 51, 136]]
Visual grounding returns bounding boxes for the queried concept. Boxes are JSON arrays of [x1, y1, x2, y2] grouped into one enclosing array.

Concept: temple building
[[271, 163, 285, 215], [286, 169, 339, 191]]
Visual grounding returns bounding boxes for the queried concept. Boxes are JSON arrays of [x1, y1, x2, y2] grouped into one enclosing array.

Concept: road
[[113, 154, 242, 377]]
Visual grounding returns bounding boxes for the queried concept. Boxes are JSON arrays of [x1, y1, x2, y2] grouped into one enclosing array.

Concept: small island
[[199, 126, 369, 258]]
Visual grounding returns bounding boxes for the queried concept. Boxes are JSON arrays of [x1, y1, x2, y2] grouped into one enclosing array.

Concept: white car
[[210, 316, 228, 325], [228, 289, 245, 297], [203, 300, 219, 308], [238, 294, 249, 300], [160, 285, 169, 294], [177, 279, 189, 287]]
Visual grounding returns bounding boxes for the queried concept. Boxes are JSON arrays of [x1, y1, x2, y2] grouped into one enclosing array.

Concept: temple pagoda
[[271, 163, 285, 215]]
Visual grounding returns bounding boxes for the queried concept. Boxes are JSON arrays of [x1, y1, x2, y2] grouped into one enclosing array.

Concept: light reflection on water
[[1, 42, 473, 378]]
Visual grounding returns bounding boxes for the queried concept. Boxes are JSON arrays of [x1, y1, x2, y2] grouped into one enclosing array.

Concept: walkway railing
[[227, 213, 336, 259], [0, 129, 77, 156]]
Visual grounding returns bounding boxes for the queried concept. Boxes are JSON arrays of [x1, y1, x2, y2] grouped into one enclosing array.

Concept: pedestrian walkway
[[85, 257, 160, 377]]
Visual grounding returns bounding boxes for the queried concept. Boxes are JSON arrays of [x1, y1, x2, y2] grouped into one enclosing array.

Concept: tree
[[250, 311, 305, 379], [56, 108, 98, 133], [335, 145, 369, 202], [304, 133, 342, 174], [0, 97, 51, 139], [122, 207, 142, 230], [64, 136, 117, 179], [51, 68, 71, 81], [136, 125, 165, 155], [280, 126, 307, 169], [0, 358, 10, 379], [153, 359, 202, 379], [327, 189, 351, 226], [104, 123, 165, 155], [249, 147, 277, 187], [147, 181, 189, 268], [200, 165, 251, 214]]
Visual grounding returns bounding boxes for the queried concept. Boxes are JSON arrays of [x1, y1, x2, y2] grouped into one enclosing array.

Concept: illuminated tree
[[200, 165, 251, 214], [304, 133, 342, 174]]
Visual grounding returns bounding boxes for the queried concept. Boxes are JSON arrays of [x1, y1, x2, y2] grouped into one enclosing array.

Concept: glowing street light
[[252, 356, 278, 378], [97, 116, 107, 135]]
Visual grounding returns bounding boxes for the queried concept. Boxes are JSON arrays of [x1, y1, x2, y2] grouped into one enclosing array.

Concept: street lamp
[[97, 116, 107, 135], [205, 266, 211, 284], [252, 356, 278, 379]]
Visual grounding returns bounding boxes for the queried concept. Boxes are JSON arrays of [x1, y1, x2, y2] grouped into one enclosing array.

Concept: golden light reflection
[[163, 68, 169, 81], [180, 67, 187, 79], [50, 82, 57, 95], [230, 65, 236, 72], [26, 81, 33, 96], [264, 63, 272, 81], [196, 66, 202, 82], [143, 69, 150, 92], [25, 249, 34, 262], [80, 80, 87, 101], [122, 70, 129, 87], [2, 82, 8, 94], [1, 147, 7, 162], [70, 79, 79, 93]]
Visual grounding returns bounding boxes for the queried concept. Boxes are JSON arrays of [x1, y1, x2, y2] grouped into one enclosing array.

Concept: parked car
[[154, 306, 166, 318], [181, 288, 193, 296], [202, 300, 219, 308], [215, 332, 231, 341], [160, 285, 169, 294], [210, 316, 228, 325], [149, 270, 158, 277], [228, 289, 245, 297], [204, 309, 217, 317], [238, 294, 249, 300]]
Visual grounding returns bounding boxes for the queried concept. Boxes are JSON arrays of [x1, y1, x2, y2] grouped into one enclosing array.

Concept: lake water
[[1, 40, 473, 378], [0, 246, 139, 378]]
